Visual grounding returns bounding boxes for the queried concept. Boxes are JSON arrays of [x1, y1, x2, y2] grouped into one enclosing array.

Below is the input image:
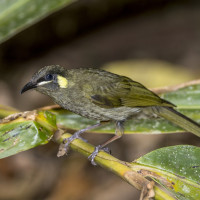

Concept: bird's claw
[[62, 131, 87, 154], [88, 145, 111, 166], [103, 147, 111, 154]]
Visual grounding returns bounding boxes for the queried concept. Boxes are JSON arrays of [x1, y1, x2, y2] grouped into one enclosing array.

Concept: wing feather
[[85, 74, 174, 108]]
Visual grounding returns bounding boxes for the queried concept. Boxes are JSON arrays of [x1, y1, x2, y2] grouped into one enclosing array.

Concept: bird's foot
[[88, 145, 111, 166], [62, 131, 87, 154]]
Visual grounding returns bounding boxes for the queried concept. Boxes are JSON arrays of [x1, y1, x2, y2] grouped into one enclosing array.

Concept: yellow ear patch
[[57, 75, 68, 88]]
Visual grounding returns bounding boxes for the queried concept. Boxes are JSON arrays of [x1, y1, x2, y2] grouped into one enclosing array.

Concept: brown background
[[0, 0, 200, 199]]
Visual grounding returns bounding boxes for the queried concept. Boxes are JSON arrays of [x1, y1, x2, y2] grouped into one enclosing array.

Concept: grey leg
[[88, 121, 124, 165], [63, 123, 102, 153]]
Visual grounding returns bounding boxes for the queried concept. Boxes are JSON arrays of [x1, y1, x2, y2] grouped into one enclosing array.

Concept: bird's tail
[[152, 106, 200, 137]]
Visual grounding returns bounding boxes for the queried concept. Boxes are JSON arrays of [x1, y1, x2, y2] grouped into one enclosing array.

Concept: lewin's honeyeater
[[21, 65, 200, 165]]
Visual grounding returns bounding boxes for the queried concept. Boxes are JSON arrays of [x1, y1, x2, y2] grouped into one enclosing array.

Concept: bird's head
[[21, 65, 69, 95]]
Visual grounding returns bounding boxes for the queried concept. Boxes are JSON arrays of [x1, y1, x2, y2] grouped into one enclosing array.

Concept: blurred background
[[0, 0, 200, 199]]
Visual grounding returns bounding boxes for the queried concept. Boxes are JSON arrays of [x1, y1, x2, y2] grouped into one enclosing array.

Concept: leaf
[[52, 109, 200, 135], [0, 110, 57, 158], [161, 84, 200, 109], [131, 145, 200, 200], [50, 83, 200, 134], [0, 0, 75, 44]]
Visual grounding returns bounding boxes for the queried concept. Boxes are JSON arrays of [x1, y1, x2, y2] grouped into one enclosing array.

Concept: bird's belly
[[68, 104, 141, 121], [54, 95, 141, 121], [98, 107, 141, 121]]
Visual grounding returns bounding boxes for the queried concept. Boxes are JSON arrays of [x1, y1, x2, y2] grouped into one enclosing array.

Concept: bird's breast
[[51, 88, 141, 121]]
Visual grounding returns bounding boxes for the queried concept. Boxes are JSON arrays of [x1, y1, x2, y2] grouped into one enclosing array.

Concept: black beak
[[21, 82, 37, 94]]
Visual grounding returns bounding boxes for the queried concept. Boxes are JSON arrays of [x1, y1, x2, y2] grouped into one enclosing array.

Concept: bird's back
[[68, 68, 174, 107]]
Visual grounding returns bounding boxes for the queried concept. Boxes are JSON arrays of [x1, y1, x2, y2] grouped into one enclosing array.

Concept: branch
[[54, 131, 174, 200], [152, 79, 200, 94]]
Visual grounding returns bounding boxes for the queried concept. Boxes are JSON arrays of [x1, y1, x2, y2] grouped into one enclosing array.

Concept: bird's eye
[[45, 74, 53, 81]]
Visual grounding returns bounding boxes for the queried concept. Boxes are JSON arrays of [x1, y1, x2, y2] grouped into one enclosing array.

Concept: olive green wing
[[88, 81, 123, 108], [88, 76, 174, 108], [120, 79, 174, 107]]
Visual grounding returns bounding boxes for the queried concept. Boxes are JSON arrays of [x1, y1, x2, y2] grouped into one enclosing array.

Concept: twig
[[152, 79, 200, 94], [54, 131, 174, 200]]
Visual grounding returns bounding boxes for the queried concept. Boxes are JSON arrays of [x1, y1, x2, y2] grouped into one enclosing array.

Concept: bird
[[21, 65, 200, 165]]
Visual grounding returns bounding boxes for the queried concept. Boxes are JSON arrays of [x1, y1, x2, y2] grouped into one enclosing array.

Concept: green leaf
[[51, 83, 200, 134], [0, 0, 75, 44], [131, 145, 200, 200], [0, 110, 57, 158], [161, 84, 200, 109], [53, 109, 200, 135]]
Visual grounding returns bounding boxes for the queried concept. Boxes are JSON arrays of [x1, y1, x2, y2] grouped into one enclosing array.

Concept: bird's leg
[[63, 122, 103, 153], [88, 121, 124, 165]]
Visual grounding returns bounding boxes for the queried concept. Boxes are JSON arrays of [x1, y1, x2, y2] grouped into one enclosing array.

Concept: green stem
[[57, 132, 175, 200]]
